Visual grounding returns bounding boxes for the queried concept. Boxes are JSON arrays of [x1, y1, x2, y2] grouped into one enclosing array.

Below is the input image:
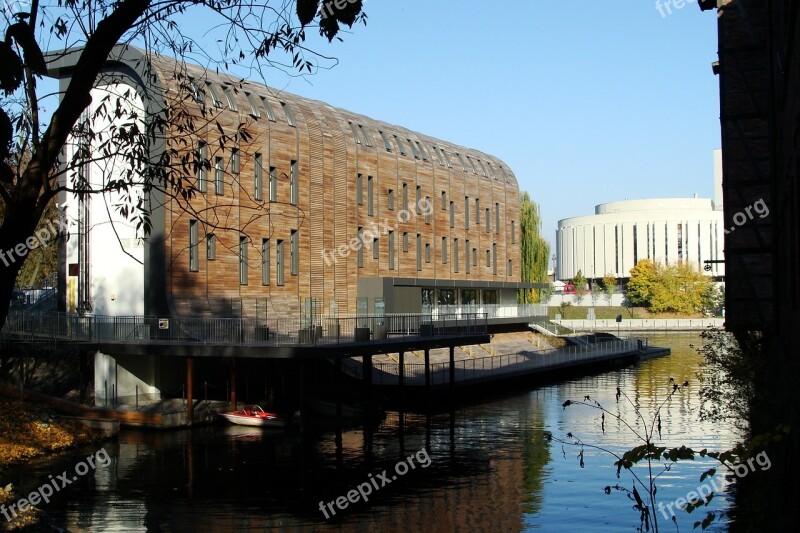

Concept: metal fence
[[1, 312, 488, 347], [372, 339, 640, 386]]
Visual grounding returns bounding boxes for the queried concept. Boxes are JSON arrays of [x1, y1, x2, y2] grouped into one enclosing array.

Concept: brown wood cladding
[[152, 58, 520, 317]]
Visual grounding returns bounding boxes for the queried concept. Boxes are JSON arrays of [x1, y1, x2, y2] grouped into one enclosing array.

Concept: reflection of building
[[556, 153, 725, 282], [50, 47, 534, 321]]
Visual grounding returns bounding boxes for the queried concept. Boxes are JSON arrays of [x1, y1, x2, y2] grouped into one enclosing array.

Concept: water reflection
[[11, 332, 738, 532]]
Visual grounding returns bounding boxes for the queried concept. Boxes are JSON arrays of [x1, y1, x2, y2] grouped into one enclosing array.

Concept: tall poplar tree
[[518, 191, 550, 303]]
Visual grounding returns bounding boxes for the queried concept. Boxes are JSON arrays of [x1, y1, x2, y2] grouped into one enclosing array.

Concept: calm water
[[10, 332, 741, 532]]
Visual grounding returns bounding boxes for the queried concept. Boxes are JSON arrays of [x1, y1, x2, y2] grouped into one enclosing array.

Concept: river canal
[[9, 332, 741, 531]]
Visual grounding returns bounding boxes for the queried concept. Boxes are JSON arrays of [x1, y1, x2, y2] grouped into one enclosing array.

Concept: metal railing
[[372, 339, 640, 386], [432, 303, 547, 320], [1, 311, 488, 347]]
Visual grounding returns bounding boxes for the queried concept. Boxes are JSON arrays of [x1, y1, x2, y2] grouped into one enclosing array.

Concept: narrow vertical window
[[493, 243, 498, 274], [433, 146, 445, 165], [189, 220, 199, 271], [476, 198, 480, 225], [495, 203, 500, 234], [261, 238, 270, 285], [425, 242, 431, 263], [357, 227, 364, 268], [403, 232, 409, 252], [467, 155, 478, 174], [207, 233, 216, 260], [394, 136, 406, 155], [290, 229, 299, 275], [486, 208, 491, 232], [388, 230, 395, 270], [196, 141, 207, 192], [373, 238, 379, 260], [231, 148, 240, 175], [456, 153, 467, 172], [245, 93, 260, 117], [379, 131, 392, 152], [415, 185, 421, 214], [486, 249, 491, 267], [442, 150, 452, 168], [465, 196, 470, 229], [239, 236, 248, 285], [402, 183, 408, 211], [388, 189, 395, 210], [254, 153, 263, 201], [454, 238, 459, 273], [472, 247, 478, 267], [478, 159, 488, 177], [511, 220, 516, 243], [356, 173, 363, 205], [276, 240, 284, 285], [188, 77, 204, 103], [222, 86, 237, 111], [359, 125, 373, 146], [281, 101, 296, 126], [206, 83, 223, 107], [417, 234, 422, 271], [290, 160, 298, 205], [449, 201, 455, 228], [424, 197, 431, 224], [408, 139, 420, 159], [214, 156, 224, 195], [466, 239, 470, 274], [367, 176, 374, 216], [442, 237, 448, 264], [508, 259, 513, 276], [441, 191, 447, 210], [349, 122, 361, 144], [415, 141, 428, 161], [261, 96, 276, 121], [269, 166, 277, 202]]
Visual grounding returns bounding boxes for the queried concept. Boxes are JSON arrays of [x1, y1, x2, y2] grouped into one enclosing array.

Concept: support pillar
[[449, 345, 455, 399], [398, 351, 405, 453], [229, 356, 237, 410], [335, 357, 343, 452], [186, 356, 194, 426], [424, 348, 431, 404]]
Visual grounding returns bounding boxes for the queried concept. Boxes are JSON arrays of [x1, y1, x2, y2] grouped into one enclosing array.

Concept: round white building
[[556, 198, 725, 281]]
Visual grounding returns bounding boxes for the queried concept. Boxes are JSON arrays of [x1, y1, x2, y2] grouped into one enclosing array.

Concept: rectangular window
[[290, 160, 298, 205], [269, 166, 277, 202], [207, 233, 216, 260], [357, 227, 363, 268], [465, 196, 470, 229], [359, 125, 373, 147], [231, 148, 240, 175], [677, 223, 684, 260], [441, 191, 447, 210], [261, 96, 276, 121], [425, 242, 431, 263], [415, 185, 421, 214], [486, 249, 491, 267], [454, 238, 459, 273], [188, 77, 204, 103], [394, 135, 406, 155], [239, 236, 248, 285], [189, 220, 199, 271], [214, 156, 224, 195], [493, 243, 498, 274], [261, 239, 270, 285], [424, 197, 431, 224], [388, 230, 395, 270], [402, 183, 408, 211], [476, 198, 480, 225], [356, 173, 363, 205], [245, 92, 260, 117], [379, 131, 393, 152], [197, 141, 207, 192], [633, 224, 639, 265], [495, 203, 500, 234], [450, 201, 455, 228], [367, 176, 374, 216], [254, 153, 263, 201], [416, 234, 422, 271], [388, 189, 395, 210], [466, 240, 471, 273], [281, 101, 296, 126], [486, 208, 491, 232], [508, 259, 513, 276], [472, 247, 478, 267], [222, 86, 237, 111], [511, 220, 516, 243], [373, 238, 379, 260], [403, 232, 409, 252], [276, 240, 284, 285], [290, 229, 299, 275], [442, 237, 448, 264], [206, 82, 223, 107]]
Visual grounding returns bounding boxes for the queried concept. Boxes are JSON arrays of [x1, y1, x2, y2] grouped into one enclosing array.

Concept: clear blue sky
[[259, 0, 722, 256]]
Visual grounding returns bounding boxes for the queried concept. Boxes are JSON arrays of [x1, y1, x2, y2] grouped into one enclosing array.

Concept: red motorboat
[[219, 405, 285, 428]]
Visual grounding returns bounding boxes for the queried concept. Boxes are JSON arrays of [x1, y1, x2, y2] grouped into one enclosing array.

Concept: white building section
[[556, 197, 725, 281], [62, 83, 146, 315]]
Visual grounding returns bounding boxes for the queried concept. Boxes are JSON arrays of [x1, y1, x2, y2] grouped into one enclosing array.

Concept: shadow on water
[[6, 332, 740, 532]]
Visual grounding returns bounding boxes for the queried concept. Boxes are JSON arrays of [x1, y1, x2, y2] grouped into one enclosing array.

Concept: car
[[563, 283, 577, 295]]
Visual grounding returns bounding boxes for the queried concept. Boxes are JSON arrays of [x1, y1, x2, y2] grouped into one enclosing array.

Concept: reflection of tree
[[521, 400, 550, 515]]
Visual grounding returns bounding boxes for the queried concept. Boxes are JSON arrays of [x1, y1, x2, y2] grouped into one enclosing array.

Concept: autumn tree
[[518, 191, 550, 303], [625, 259, 658, 306], [601, 273, 616, 303], [626, 259, 715, 314], [0, 0, 366, 329]]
